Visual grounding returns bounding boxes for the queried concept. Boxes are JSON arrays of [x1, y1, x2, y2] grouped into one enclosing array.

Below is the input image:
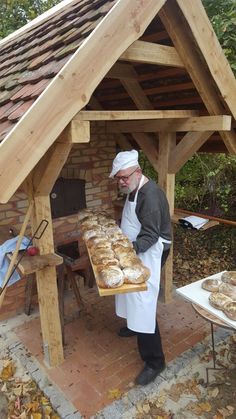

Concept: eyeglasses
[[114, 168, 137, 183]]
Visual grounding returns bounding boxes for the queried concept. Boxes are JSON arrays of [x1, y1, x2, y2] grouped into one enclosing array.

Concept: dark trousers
[[137, 248, 170, 368]]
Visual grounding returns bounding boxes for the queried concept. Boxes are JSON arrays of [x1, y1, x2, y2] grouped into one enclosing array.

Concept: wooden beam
[[69, 120, 90, 143], [32, 195, 64, 367], [176, 0, 236, 121], [169, 131, 213, 173], [0, 0, 167, 204], [132, 133, 159, 172], [106, 63, 137, 80], [159, 1, 236, 154], [75, 110, 199, 121], [106, 115, 232, 133], [158, 132, 176, 303], [33, 130, 72, 196], [88, 96, 132, 150], [120, 40, 184, 68]]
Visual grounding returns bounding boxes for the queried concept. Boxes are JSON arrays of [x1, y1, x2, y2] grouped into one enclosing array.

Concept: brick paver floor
[[14, 285, 210, 418]]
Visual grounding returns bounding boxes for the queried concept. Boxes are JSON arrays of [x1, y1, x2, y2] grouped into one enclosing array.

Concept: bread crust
[[223, 301, 236, 321], [201, 278, 220, 292], [209, 292, 232, 310], [221, 271, 236, 286], [219, 282, 236, 300]]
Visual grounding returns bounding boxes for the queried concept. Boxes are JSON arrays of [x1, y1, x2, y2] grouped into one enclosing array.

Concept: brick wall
[[0, 125, 118, 320]]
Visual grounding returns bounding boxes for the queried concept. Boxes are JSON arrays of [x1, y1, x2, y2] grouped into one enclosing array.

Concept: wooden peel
[[0, 200, 34, 309]]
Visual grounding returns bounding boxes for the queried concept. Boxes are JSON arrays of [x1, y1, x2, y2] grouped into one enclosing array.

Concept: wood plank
[[169, 131, 213, 173], [121, 78, 154, 110], [75, 110, 199, 121], [0, 0, 167, 204], [176, 0, 236, 121], [7, 252, 63, 275], [120, 40, 184, 68], [106, 116, 232, 133], [86, 246, 147, 297], [159, 2, 236, 154]]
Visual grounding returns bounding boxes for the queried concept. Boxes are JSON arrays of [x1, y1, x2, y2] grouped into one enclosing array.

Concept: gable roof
[[0, 0, 235, 203]]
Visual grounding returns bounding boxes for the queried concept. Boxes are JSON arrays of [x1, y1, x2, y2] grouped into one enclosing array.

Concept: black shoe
[[135, 362, 166, 386], [118, 326, 137, 337]]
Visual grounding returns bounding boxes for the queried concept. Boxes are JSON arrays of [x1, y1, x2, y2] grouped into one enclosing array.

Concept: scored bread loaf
[[221, 271, 236, 286], [97, 266, 124, 288], [219, 282, 236, 300], [208, 292, 232, 310], [201, 278, 221, 292], [223, 301, 236, 321], [123, 265, 150, 284]]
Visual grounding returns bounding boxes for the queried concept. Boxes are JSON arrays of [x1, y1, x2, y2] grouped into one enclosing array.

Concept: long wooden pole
[[0, 200, 34, 308], [175, 208, 236, 227]]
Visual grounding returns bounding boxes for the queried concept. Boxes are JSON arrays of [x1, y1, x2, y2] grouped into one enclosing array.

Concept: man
[[109, 150, 172, 386]]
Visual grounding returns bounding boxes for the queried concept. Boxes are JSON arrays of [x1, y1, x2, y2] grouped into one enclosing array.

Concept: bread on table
[[219, 282, 236, 300], [201, 278, 221, 292], [223, 301, 236, 321], [208, 292, 232, 310], [221, 271, 236, 286]]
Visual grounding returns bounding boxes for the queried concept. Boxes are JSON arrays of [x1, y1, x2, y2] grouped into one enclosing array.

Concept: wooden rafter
[[106, 115, 232, 133], [120, 40, 184, 68], [176, 0, 236, 120], [159, 1, 236, 154]]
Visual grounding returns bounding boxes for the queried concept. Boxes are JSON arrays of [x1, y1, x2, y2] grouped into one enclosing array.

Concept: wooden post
[[31, 194, 64, 367], [158, 132, 176, 303]]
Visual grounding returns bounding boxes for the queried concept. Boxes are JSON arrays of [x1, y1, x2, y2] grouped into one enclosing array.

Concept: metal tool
[[0, 219, 49, 296]]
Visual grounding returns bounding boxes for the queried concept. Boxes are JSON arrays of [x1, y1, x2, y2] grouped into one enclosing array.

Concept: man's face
[[114, 166, 141, 194]]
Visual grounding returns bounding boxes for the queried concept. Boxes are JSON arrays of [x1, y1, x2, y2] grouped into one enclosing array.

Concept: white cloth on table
[[0, 236, 30, 287]]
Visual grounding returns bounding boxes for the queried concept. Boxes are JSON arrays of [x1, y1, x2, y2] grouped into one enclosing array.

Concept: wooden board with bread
[[78, 209, 149, 297]]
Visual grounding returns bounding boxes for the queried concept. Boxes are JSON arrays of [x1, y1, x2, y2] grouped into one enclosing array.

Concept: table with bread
[[78, 209, 150, 296]]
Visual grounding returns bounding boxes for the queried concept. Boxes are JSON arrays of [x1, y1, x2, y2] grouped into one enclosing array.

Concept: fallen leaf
[[31, 414, 42, 419], [198, 402, 212, 412], [142, 403, 150, 414], [208, 387, 219, 398], [107, 388, 122, 400], [0, 361, 15, 380]]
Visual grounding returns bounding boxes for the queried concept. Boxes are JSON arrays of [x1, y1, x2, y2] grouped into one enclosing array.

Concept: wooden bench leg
[[65, 266, 84, 311]]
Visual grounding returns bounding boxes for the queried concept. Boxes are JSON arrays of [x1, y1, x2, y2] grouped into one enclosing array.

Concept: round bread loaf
[[119, 254, 142, 268], [201, 278, 221, 292], [221, 271, 236, 286], [209, 292, 232, 310], [123, 265, 150, 284], [223, 301, 236, 321], [97, 266, 124, 288], [219, 282, 236, 300], [113, 245, 135, 258], [91, 250, 115, 265], [83, 228, 104, 241], [86, 236, 107, 248], [95, 258, 120, 271], [112, 239, 132, 250]]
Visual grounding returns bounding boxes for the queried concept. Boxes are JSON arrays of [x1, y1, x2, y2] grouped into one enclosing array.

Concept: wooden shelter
[[0, 0, 235, 367]]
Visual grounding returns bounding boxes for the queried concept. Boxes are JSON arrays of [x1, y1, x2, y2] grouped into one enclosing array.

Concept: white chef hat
[[109, 150, 139, 178]]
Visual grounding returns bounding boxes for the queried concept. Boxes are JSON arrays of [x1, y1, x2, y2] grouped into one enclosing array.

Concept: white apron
[[115, 176, 170, 333]]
